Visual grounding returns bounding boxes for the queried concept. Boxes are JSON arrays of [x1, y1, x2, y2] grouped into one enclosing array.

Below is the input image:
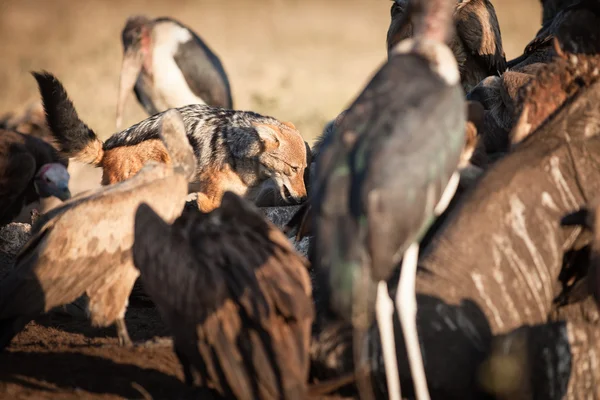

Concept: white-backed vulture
[[0, 109, 195, 350]]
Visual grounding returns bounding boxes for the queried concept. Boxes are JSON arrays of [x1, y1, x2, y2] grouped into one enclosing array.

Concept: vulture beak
[[116, 46, 144, 130], [54, 183, 72, 201]]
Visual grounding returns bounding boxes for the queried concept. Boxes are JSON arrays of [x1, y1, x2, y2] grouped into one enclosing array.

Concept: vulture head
[[33, 163, 71, 201]]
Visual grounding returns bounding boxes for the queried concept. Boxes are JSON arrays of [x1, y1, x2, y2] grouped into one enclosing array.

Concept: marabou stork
[[116, 15, 233, 129], [312, 0, 464, 398]]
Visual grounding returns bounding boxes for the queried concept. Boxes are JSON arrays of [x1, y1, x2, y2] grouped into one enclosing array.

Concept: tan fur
[[74, 137, 105, 166], [191, 164, 249, 212], [101, 139, 171, 185], [91, 119, 306, 210], [282, 121, 296, 130], [252, 122, 308, 201]]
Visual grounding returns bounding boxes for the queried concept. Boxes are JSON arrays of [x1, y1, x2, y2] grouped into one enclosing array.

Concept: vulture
[[116, 15, 233, 129], [132, 191, 314, 399], [0, 128, 70, 227], [386, 0, 507, 92], [0, 109, 195, 349], [313, 0, 465, 397]]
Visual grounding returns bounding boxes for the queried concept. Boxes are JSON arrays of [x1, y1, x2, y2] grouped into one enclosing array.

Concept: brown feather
[[0, 109, 195, 349], [133, 192, 314, 399]]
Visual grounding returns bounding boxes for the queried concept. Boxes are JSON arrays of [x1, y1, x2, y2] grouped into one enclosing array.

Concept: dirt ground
[[0, 0, 542, 398]]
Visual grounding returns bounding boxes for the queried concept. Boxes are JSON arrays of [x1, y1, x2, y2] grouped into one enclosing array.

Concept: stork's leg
[[376, 281, 402, 400], [115, 318, 132, 347], [394, 174, 461, 400], [396, 242, 430, 400], [434, 172, 460, 216]]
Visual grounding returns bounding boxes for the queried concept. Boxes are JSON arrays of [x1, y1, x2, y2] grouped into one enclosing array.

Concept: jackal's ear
[[253, 123, 281, 152], [228, 124, 281, 159]]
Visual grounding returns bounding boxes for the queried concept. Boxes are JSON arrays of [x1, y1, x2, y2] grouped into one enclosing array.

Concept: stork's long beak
[[116, 47, 144, 130]]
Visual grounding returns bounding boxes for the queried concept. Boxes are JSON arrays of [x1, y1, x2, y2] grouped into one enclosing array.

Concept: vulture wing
[[133, 193, 313, 400]]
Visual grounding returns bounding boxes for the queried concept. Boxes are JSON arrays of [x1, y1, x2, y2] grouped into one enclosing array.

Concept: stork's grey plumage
[[117, 15, 233, 129], [313, 0, 464, 398], [0, 109, 195, 350]]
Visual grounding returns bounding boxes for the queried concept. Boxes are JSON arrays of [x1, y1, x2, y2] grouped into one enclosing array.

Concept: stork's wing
[[455, 0, 507, 75], [134, 73, 160, 116], [315, 52, 465, 284], [173, 34, 233, 109], [362, 80, 465, 279]]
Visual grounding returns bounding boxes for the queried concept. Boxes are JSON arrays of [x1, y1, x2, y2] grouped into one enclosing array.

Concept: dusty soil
[[0, 307, 193, 400], [0, 0, 542, 398]]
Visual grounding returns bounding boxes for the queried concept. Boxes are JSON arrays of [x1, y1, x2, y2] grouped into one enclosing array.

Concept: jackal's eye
[[291, 166, 299, 174]]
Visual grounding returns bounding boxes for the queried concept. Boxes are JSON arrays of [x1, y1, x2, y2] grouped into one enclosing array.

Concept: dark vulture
[[313, 0, 465, 397], [116, 15, 233, 129], [0, 128, 70, 227], [387, 0, 507, 92], [0, 109, 195, 350], [132, 191, 314, 400]]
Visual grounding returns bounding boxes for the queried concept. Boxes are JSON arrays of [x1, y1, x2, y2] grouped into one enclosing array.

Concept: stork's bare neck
[[412, 0, 455, 43]]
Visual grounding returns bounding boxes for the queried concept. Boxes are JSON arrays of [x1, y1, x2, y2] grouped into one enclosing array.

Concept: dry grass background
[[0, 0, 541, 195]]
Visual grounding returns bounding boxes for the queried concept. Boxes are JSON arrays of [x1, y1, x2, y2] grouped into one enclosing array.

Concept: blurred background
[[0, 0, 541, 194]]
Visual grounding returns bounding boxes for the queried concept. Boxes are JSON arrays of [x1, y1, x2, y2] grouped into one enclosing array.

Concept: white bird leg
[[375, 281, 402, 400], [395, 242, 429, 400], [395, 172, 461, 400], [434, 172, 460, 216]]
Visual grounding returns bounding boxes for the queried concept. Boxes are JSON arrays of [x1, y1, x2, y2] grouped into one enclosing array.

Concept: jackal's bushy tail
[[32, 71, 104, 165]]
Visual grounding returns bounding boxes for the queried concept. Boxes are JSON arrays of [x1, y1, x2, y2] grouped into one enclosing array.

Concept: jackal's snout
[[279, 174, 307, 204]]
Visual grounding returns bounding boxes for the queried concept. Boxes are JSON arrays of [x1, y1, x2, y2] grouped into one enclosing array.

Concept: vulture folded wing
[[0, 150, 36, 225], [132, 204, 247, 396]]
